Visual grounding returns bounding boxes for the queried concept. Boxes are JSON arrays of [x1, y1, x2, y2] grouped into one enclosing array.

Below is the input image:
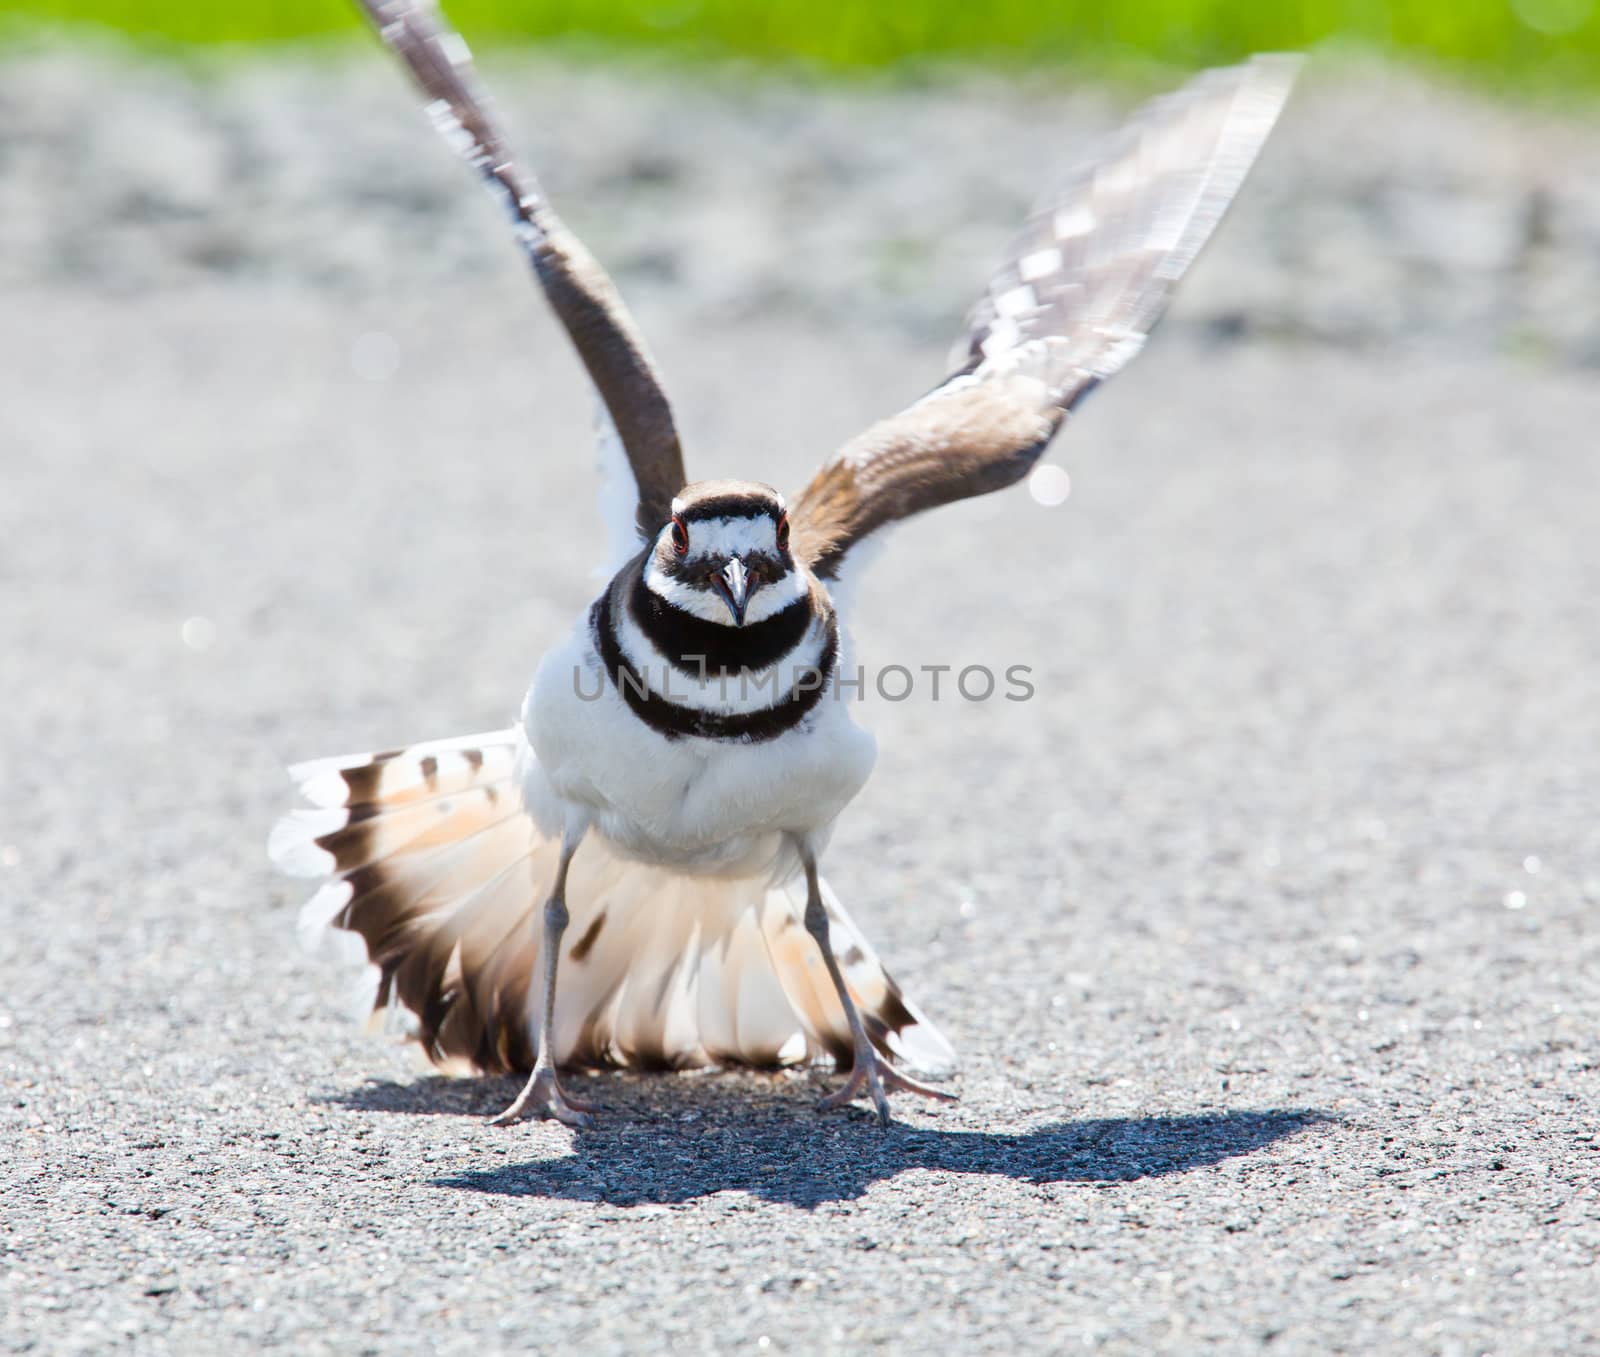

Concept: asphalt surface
[[3, 47, 1599, 1356]]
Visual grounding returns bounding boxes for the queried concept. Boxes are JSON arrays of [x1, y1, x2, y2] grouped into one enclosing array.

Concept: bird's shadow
[[326, 1072, 1332, 1210]]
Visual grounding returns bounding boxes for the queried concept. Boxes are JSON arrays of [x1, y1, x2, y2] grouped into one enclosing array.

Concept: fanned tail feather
[[271, 729, 956, 1078]]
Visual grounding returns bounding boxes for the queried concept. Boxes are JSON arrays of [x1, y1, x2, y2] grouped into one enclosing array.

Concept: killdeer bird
[[272, 0, 1298, 1127]]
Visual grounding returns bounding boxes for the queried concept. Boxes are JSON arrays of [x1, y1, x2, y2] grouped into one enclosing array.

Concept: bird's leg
[[795, 840, 956, 1127], [491, 822, 598, 1129]]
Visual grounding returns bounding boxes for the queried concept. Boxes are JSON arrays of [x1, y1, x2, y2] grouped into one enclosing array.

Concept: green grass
[[6, 0, 1600, 87]]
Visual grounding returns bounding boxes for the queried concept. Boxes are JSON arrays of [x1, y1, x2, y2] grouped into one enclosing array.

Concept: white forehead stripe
[[677, 516, 779, 559]]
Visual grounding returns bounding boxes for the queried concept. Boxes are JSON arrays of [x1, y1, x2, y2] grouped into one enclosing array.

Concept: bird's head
[[645, 480, 795, 628]]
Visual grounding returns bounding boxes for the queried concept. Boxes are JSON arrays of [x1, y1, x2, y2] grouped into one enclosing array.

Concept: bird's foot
[[818, 1050, 957, 1127], [490, 1066, 599, 1129]]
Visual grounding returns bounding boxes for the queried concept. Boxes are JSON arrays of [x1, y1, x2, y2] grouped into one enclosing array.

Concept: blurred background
[[4, 3, 1599, 1353], [7, 0, 1600, 83], [3, 0, 1600, 351]]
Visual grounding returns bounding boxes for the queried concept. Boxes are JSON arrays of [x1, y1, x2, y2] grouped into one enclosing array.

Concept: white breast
[[521, 615, 876, 875], [613, 605, 834, 719]]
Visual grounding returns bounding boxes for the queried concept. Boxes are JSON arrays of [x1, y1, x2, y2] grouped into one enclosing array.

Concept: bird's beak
[[713, 557, 751, 627]]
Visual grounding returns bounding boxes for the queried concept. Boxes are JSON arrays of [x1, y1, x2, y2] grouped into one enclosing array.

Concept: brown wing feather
[[357, 0, 686, 536], [790, 376, 1060, 578], [792, 55, 1299, 580]]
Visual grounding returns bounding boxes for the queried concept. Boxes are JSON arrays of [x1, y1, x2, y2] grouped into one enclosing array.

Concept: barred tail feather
[[271, 730, 956, 1078], [769, 876, 958, 1077]]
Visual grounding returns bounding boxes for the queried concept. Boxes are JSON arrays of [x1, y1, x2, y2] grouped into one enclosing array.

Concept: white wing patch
[[593, 398, 646, 576]]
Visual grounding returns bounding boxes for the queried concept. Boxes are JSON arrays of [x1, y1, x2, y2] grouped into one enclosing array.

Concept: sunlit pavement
[[3, 51, 1597, 1354]]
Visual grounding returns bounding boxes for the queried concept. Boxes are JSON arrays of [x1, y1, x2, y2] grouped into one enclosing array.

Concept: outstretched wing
[[357, 0, 687, 539], [789, 56, 1299, 581]]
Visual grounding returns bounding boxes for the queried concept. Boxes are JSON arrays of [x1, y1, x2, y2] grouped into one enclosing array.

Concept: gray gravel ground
[[3, 46, 1599, 1356]]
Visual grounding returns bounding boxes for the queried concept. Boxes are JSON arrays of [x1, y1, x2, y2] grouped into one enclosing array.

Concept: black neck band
[[591, 584, 838, 744], [627, 577, 813, 677]]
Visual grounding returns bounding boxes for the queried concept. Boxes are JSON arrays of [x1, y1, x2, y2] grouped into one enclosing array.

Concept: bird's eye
[[775, 512, 790, 552], [670, 517, 688, 556]]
